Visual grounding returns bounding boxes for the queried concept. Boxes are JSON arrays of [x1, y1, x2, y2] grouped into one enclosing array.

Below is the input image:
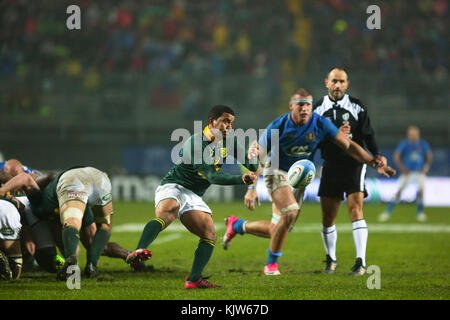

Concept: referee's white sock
[[352, 219, 368, 266], [321, 225, 337, 261]]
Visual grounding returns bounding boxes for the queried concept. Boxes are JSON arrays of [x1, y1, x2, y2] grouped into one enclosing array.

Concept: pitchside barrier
[[111, 175, 450, 207]]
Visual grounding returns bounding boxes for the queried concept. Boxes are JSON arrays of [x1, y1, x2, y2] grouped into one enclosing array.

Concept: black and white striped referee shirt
[[313, 94, 380, 167]]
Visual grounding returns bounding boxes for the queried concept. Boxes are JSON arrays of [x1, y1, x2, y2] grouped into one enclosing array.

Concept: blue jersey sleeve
[[258, 121, 277, 152], [319, 116, 339, 140]]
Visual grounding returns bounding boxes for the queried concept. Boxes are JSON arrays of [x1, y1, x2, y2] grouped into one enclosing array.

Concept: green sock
[[187, 239, 215, 282], [62, 226, 80, 258], [87, 229, 111, 266], [136, 218, 165, 249]]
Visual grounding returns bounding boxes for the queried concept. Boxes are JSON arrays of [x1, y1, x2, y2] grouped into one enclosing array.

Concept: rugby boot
[[264, 263, 281, 275], [84, 262, 99, 278], [348, 257, 366, 276], [222, 216, 239, 250], [322, 255, 338, 274], [126, 248, 152, 265], [56, 255, 78, 281], [185, 276, 222, 289]]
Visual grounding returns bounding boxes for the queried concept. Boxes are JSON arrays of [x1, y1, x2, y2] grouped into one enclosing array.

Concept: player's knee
[[322, 215, 335, 227], [279, 203, 299, 225], [202, 229, 216, 243], [61, 207, 83, 229], [157, 200, 180, 218], [349, 207, 363, 220], [95, 215, 112, 231]]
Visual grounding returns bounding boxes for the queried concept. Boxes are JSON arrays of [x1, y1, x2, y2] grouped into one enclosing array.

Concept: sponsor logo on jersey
[[342, 112, 350, 122], [289, 145, 312, 157], [0, 227, 15, 236], [67, 192, 84, 200], [102, 193, 112, 202]]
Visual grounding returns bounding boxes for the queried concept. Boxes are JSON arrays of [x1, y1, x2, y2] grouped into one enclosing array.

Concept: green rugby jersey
[[29, 166, 85, 221], [161, 126, 259, 196]]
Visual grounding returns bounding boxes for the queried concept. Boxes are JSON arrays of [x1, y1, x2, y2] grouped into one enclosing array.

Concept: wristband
[[247, 186, 256, 190], [370, 160, 378, 169]]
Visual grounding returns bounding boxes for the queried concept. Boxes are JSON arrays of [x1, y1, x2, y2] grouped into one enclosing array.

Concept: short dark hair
[[208, 105, 235, 122], [327, 67, 349, 79], [291, 88, 312, 99]]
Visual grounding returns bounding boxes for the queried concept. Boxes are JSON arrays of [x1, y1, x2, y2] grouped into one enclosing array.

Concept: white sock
[[352, 219, 368, 266], [321, 225, 337, 261]]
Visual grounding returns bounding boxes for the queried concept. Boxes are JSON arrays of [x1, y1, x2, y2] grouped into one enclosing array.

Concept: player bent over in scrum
[[0, 195, 24, 280], [1, 159, 136, 273], [126, 105, 259, 289], [0, 166, 114, 280]]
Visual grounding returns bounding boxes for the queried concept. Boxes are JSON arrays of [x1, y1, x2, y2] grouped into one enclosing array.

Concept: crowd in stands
[[0, 0, 447, 117], [1, 0, 447, 79]]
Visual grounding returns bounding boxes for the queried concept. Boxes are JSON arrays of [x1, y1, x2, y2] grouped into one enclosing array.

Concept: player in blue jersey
[[0, 159, 42, 179], [222, 88, 396, 275], [379, 126, 432, 222]]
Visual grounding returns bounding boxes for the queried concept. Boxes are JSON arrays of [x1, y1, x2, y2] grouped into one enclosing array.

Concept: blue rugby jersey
[[395, 139, 431, 171], [258, 112, 339, 172]]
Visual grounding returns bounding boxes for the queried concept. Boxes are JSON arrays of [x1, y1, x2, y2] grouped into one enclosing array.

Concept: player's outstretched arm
[[0, 172, 40, 196], [332, 131, 396, 177], [244, 162, 262, 210]]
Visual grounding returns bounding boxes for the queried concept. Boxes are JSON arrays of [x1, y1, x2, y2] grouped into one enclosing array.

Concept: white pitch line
[[153, 234, 182, 244], [114, 223, 450, 234]]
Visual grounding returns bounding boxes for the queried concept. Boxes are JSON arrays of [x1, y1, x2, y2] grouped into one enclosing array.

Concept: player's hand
[[247, 140, 260, 160], [374, 154, 387, 167], [242, 172, 257, 185], [244, 188, 260, 211], [339, 124, 351, 135], [377, 165, 396, 178]]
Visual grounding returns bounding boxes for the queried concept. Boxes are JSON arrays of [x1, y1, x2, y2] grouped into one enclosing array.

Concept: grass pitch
[[1, 202, 449, 300]]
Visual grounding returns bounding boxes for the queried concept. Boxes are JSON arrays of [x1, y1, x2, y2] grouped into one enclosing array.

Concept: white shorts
[[56, 167, 112, 207], [0, 200, 22, 241], [398, 172, 426, 191], [154, 183, 212, 219], [263, 167, 291, 196]]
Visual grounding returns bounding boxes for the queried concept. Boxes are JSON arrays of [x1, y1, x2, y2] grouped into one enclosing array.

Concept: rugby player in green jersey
[[126, 105, 259, 289], [0, 166, 114, 280]]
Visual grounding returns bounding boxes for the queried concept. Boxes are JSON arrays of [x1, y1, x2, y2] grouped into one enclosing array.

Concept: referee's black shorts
[[318, 162, 368, 200]]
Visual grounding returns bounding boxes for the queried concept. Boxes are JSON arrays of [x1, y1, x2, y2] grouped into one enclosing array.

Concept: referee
[[313, 67, 387, 276]]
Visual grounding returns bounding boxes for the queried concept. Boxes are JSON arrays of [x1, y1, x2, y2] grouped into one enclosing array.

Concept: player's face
[[210, 112, 235, 140], [290, 94, 313, 125], [407, 127, 420, 142], [326, 69, 349, 100]]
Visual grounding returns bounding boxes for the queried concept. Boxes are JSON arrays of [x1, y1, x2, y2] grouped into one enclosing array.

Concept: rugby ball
[[287, 159, 316, 189]]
